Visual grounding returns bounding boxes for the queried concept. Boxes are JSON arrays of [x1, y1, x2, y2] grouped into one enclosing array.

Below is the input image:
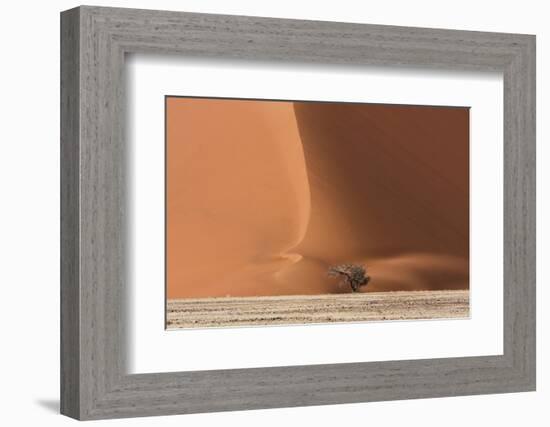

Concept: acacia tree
[[328, 264, 370, 292]]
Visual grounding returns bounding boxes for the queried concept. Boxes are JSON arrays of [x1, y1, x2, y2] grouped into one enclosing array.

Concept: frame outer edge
[[60, 6, 81, 420], [527, 35, 536, 390], [519, 34, 536, 389]]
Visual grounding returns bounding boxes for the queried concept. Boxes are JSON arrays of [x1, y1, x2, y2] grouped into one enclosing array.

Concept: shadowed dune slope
[[292, 102, 469, 292], [166, 98, 469, 298]]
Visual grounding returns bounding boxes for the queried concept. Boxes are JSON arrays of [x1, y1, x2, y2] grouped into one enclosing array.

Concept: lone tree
[[328, 264, 370, 292]]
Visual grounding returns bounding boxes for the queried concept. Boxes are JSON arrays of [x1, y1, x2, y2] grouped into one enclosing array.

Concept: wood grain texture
[[60, 7, 80, 419], [60, 5, 536, 420]]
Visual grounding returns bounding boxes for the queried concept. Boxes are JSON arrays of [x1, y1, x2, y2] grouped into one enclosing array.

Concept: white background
[[128, 57, 503, 373], [0, 1, 546, 426]]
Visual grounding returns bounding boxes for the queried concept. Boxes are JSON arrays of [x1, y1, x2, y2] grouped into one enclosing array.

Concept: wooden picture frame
[[60, 5, 536, 420]]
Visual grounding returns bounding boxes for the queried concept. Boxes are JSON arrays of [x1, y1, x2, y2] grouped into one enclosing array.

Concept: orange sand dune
[[166, 98, 469, 298]]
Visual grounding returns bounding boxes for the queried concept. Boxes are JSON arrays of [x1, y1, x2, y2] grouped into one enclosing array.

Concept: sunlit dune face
[[166, 97, 469, 298], [166, 98, 311, 298]]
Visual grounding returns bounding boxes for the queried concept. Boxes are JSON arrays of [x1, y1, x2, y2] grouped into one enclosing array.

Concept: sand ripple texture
[[167, 290, 469, 329]]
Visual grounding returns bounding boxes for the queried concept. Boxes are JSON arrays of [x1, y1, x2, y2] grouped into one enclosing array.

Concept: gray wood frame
[[60, 5, 536, 420]]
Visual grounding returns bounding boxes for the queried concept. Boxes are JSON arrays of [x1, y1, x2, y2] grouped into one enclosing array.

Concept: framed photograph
[[60, 5, 536, 420], [163, 96, 470, 330]]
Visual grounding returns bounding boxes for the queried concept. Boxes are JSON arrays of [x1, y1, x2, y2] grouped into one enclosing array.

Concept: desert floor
[[166, 289, 469, 329]]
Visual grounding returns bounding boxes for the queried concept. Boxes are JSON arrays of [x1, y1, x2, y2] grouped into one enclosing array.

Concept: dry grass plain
[[166, 289, 469, 329]]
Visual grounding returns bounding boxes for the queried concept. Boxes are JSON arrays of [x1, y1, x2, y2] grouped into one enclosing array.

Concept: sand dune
[[166, 98, 469, 298], [166, 98, 312, 298], [293, 102, 469, 293]]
